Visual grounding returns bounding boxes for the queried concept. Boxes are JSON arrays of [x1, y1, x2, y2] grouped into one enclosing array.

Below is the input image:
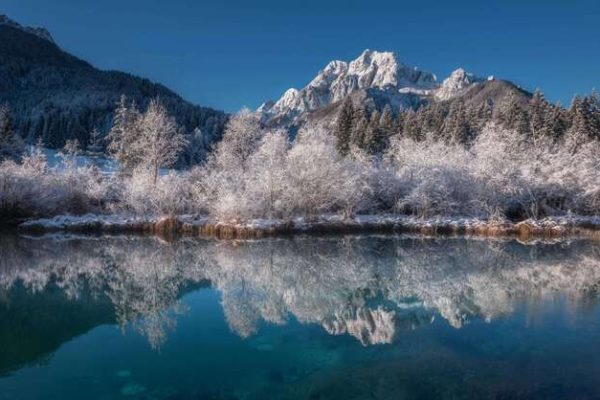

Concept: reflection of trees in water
[[1, 235, 600, 347], [0, 237, 210, 349]]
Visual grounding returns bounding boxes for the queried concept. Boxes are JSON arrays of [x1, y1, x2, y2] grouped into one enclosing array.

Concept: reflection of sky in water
[[1, 235, 600, 399]]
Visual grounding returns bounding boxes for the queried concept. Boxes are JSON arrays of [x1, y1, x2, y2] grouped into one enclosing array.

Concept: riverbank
[[16, 213, 600, 240]]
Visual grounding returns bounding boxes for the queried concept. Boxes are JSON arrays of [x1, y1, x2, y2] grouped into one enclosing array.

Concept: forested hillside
[[0, 16, 227, 165]]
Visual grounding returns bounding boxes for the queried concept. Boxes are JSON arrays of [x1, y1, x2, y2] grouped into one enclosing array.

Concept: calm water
[[1, 234, 600, 399]]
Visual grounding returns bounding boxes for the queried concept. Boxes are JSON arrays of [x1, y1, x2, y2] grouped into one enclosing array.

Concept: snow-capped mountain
[[435, 68, 486, 101], [258, 49, 488, 126], [259, 50, 439, 118]]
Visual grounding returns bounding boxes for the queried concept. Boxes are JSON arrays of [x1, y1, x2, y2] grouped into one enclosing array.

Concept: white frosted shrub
[[0, 150, 109, 220], [120, 169, 193, 216], [4, 122, 600, 224], [285, 128, 370, 217], [385, 134, 479, 217], [244, 131, 289, 218]]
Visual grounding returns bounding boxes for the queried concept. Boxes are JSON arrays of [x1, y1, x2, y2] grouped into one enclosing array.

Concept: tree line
[[333, 90, 600, 155]]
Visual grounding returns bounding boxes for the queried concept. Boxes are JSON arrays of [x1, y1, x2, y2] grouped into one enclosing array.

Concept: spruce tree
[[565, 95, 593, 151], [498, 93, 528, 135], [334, 98, 355, 156], [443, 101, 471, 144], [108, 95, 142, 173], [379, 106, 395, 138], [394, 111, 405, 137], [364, 110, 385, 154], [350, 107, 369, 150], [528, 90, 551, 143], [545, 103, 568, 140], [402, 110, 420, 140], [587, 90, 600, 139], [0, 104, 24, 161]]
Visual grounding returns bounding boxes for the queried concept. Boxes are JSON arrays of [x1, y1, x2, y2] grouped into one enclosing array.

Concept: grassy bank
[[17, 213, 600, 240]]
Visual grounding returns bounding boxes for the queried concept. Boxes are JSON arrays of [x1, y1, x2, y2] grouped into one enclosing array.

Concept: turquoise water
[[1, 234, 600, 399]]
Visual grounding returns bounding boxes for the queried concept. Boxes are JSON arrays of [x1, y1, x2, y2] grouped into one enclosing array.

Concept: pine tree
[[108, 95, 142, 173], [379, 106, 395, 138], [0, 104, 24, 161], [402, 110, 420, 140], [565, 95, 594, 151], [88, 127, 103, 152], [498, 93, 529, 135], [545, 103, 568, 140], [428, 103, 448, 134], [587, 90, 600, 139], [350, 107, 369, 150], [528, 90, 552, 143], [333, 98, 355, 156], [443, 101, 471, 144], [363, 110, 385, 154], [394, 111, 405, 137]]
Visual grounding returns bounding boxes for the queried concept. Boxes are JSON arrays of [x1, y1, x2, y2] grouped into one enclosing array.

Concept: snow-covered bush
[[385, 133, 477, 217], [3, 118, 600, 224], [118, 169, 195, 216], [285, 127, 372, 218], [188, 121, 600, 222], [0, 147, 109, 221], [381, 123, 600, 219], [192, 125, 376, 221]]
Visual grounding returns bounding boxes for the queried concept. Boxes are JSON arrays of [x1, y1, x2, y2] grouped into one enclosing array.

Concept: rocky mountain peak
[[259, 49, 439, 119], [435, 68, 483, 101]]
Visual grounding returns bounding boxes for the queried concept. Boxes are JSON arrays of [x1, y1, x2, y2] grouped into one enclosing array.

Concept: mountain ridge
[[0, 15, 227, 164], [257, 49, 520, 129], [258, 49, 531, 132], [0, 14, 54, 43]]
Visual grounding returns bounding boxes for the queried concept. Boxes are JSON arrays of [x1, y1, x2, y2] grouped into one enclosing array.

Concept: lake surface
[[1, 234, 600, 399]]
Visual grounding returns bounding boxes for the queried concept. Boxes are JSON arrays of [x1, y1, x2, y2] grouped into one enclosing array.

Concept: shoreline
[[15, 213, 600, 240]]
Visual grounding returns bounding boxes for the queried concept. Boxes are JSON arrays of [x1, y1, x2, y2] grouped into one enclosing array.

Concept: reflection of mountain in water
[[1, 235, 600, 370]]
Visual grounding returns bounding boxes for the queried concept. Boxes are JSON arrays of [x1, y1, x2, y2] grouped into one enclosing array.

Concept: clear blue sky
[[3, 0, 599, 112]]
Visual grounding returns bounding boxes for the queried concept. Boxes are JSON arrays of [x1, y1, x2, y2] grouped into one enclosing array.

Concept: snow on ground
[[42, 148, 118, 174], [41, 147, 171, 176]]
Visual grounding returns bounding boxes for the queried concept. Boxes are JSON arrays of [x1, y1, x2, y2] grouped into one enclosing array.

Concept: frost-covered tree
[[214, 108, 263, 172], [528, 90, 551, 143], [286, 127, 367, 217], [88, 127, 103, 152], [379, 106, 395, 139], [443, 101, 472, 144], [497, 93, 529, 135], [402, 109, 421, 140], [135, 99, 188, 185], [565, 95, 596, 151], [58, 139, 80, 170], [246, 131, 289, 218], [108, 97, 187, 184], [108, 95, 142, 173]]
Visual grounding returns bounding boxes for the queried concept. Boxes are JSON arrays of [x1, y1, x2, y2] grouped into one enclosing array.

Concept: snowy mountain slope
[[259, 50, 531, 132], [435, 68, 486, 101], [259, 50, 439, 120]]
